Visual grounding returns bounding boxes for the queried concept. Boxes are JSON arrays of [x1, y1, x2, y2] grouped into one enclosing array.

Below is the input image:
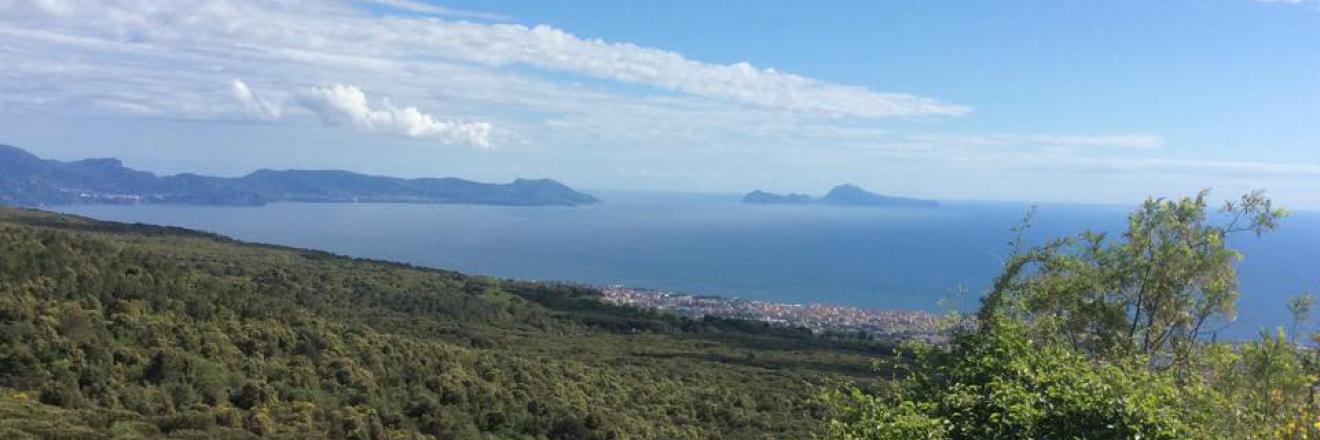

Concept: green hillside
[[0, 207, 883, 439]]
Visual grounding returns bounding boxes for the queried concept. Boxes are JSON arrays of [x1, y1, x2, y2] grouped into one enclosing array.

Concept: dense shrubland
[[824, 191, 1320, 439], [0, 207, 883, 439]]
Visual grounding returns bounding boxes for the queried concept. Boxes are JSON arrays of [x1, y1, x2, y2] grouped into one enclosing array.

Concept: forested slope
[[0, 207, 882, 439]]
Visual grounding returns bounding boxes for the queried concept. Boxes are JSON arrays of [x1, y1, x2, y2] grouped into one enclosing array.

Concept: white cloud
[[357, 0, 508, 21], [3, 0, 1308, 205], [929, 148, 1320, 180], [445, 24, 969, 118], [230, 79, 284, 120], [907, 133, 1164, 149], [230, 80, 493, 147], [1064, 157, 1320, 177], [295, 83, 492, 147], [0, 0, 967, 123]]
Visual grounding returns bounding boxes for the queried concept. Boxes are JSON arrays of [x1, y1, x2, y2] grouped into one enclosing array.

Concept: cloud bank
[[492, 25, 971, 118], [0, 0, 966, 122]]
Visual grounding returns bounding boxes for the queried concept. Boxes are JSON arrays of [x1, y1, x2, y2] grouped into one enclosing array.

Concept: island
[[741, 190, 813, 204], [742, 183, 937, 207], [0, 144, 599, 207]]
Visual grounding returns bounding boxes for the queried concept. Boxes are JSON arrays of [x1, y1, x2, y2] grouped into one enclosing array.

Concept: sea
[[51, 191, 1320, 340]]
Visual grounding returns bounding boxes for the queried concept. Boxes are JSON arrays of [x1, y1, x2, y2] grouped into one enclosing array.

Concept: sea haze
[[51, 191, 1320, 339]]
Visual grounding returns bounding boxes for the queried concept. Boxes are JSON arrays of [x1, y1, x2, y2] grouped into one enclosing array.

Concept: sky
[[0, 0, 1317, 207]]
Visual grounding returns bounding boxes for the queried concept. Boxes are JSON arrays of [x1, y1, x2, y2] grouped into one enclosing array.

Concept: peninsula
[[0, 144, 599, 207]]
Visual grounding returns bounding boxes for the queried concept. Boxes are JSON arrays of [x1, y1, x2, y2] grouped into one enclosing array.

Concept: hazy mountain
[[0, 144, 599, 207], [818, 184, 938, 207], [742, 184, 937, 207], [742, 190, 813, 204]]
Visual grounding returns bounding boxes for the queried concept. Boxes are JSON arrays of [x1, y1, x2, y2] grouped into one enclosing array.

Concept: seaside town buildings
[[599, 285, 941, 338]]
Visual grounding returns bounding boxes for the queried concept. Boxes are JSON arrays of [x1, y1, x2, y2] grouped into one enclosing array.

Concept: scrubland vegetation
[[0, 207, 881, 439]]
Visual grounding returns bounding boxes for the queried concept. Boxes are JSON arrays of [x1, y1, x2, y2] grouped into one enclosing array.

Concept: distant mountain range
[[0, 144, 599, 207], [743, 184, 938, 207]]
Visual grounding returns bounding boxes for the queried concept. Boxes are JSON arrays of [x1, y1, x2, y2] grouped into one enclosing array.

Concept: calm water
[[52, 192, 1320, 339]]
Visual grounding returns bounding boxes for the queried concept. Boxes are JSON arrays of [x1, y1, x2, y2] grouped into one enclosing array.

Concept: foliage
[[0, 207, 885, 439], [825, 191, 1320, 439], [824, 319, 1204, 439], [979, 190, 1286, 366], [1289, 292, 1314, 342]]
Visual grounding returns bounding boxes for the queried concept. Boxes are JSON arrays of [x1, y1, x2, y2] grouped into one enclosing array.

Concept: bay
[[50, 191, 1320, 339]]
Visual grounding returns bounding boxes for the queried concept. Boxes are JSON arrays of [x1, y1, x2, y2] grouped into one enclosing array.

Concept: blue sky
[[0, 0, 1317, 207]]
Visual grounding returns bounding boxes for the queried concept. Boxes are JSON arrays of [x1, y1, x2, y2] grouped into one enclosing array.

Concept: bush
[[824, 320, 1201, 439]]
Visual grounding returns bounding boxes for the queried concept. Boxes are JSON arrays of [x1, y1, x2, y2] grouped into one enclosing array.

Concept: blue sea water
[[51, 191, 1320, 339]]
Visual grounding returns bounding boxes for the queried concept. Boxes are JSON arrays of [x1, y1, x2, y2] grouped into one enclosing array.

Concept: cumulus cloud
[[226, 79, 492, 147], [293, 83, 492, 148]]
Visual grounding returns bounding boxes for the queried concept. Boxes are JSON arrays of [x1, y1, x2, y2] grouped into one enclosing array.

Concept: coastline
[[599, 285, 943, 339]]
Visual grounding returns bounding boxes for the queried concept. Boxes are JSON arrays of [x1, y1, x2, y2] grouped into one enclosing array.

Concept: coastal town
[[600, 285, 943, 339]]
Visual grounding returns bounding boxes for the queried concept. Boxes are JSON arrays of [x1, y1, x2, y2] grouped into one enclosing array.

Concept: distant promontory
[[0, 144, 599, 207], [743, 184, 937, 207], [742, 190, 813, 205]]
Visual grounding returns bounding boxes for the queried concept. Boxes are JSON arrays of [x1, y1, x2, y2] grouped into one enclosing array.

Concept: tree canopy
[[0, 207, 884, 439], [826, 191, 1316, 439]]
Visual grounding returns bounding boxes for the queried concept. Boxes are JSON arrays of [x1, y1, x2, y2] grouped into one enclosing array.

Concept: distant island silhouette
[[742, 184, 937, 207]]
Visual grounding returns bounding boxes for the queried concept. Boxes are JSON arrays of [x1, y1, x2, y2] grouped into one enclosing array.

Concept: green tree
[[826, 191, 1319, 439], [980, 190, 1285, 368], [1287, 292, 1313, 343]]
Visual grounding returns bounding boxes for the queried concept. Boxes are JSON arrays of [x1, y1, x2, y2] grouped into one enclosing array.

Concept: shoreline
[[598, 285, 943, 338]]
